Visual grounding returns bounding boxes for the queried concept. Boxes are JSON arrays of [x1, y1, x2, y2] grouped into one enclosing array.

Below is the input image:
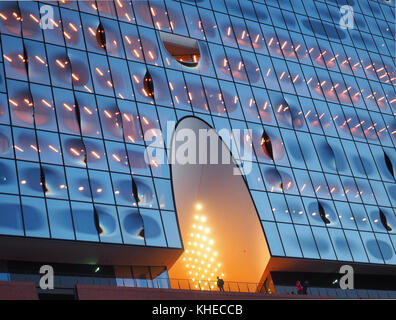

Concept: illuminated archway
[[168, 116, 271, 290]]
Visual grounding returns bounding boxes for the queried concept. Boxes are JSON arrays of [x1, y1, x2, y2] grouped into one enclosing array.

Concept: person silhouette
[[217, 276, 224, 292], [296, 280, 303, 295]]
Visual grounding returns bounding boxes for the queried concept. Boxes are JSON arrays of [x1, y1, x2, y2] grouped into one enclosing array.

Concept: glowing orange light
[[72, 73, 79, 81], [70, 148, 80, 156], [148, 50, 155, 60], [29, 14, 39, 23], [91, 151, 100, 159], [83, 106, 92, 115], [88, 27, 96, 37], [14, 145, 24, 152], [63, 103, 73, 112], [95, 67, 104, 76], [9, 99, 18, 107], [48, 145, 59, 153], [3, 55, 12, 63], [69, 22, 78, 32], [56, 59, 65, 68], [35, 55, 45, 64], [50, 18, 59, 28], [64, 31, 71, 40], [41, 99, 52, 108]]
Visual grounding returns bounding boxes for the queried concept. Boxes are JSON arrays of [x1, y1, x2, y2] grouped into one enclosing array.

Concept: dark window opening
[[379, 209, 392, 231], [22, 44, 29, 75], [138, 227, 145, 239], [93, 206, 103, 234], [132, 177, 141, 203], [260, 130, 274, 160], [318, 201, 331, 224], [96, 22, 106, 49], [39, 165, 48, 194], [384, 152, 394, 179], [143, 70, 154, 98], [73, 94, 82, 132], [160, 32, 200, 67], [80, 139, 87, 165]]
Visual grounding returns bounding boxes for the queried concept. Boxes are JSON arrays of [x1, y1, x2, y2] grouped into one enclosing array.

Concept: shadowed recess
[[384, 152, 394, 179], [261, 130, 274, 160], [379, 209, 392, 232], [96, 22, 106, 49], [122, 209, 145, 240], [143, 70, 154, 98], [160, 32, 200, 68]]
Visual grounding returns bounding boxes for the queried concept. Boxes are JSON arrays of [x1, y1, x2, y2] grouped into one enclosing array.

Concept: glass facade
[[0, 0, 395, 266]]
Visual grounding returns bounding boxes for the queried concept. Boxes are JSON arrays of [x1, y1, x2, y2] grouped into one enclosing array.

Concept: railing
[[167, 278, 265, 293], [11, 273, 396, 298], [31, 273, 266, 293]]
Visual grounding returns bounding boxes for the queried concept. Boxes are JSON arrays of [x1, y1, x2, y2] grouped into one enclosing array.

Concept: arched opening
[[168, 116, 270, 290], [159, 32, 200, 67]]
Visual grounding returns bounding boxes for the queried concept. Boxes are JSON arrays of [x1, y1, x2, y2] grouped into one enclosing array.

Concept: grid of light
[[181, 205, 224, 290]]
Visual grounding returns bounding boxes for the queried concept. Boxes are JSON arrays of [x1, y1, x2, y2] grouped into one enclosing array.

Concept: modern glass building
[[0, 0, 395, 298]]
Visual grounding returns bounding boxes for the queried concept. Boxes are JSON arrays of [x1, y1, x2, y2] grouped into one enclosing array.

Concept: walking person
[[296, 280, 303, 295], [217, 276, 225, 292]]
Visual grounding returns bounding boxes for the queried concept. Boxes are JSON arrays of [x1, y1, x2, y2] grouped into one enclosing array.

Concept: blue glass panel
[[21, 196, 50, 238], [161, 210, 182, 248], [0, 194, 24, 236], [46, 199, 75, 240]]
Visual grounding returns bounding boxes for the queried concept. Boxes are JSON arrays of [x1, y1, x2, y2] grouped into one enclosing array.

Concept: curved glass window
[[68, 48, 93, 94], [83, 137, 108, 170], [140, 209, 167, 247], [31, 83, 57, 131], [25, 40, 50, 85], [13, 127, 39, 161], [21, 196, 50, 238], [1, 35, 27, 81], [0, 125, 13, 159], [89, 169, 114, 204], [0, 158, 18, 195], [88, 52, 114, 97], [109, 57, 134, 100], [8, 79, 33, 128], [65, 167, 92, 202], [97, 96, 124, 142], [71, 201, 99, 242], [118, 206, 144, 245], [46, 44, 72, 89], [61, 8, 85, 50], [0, 193, 23, 236], [95, 204, 122, 243], [47, 199, 75, 240], [161, 211, 181, 248], [166, 69, 191, 111]]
